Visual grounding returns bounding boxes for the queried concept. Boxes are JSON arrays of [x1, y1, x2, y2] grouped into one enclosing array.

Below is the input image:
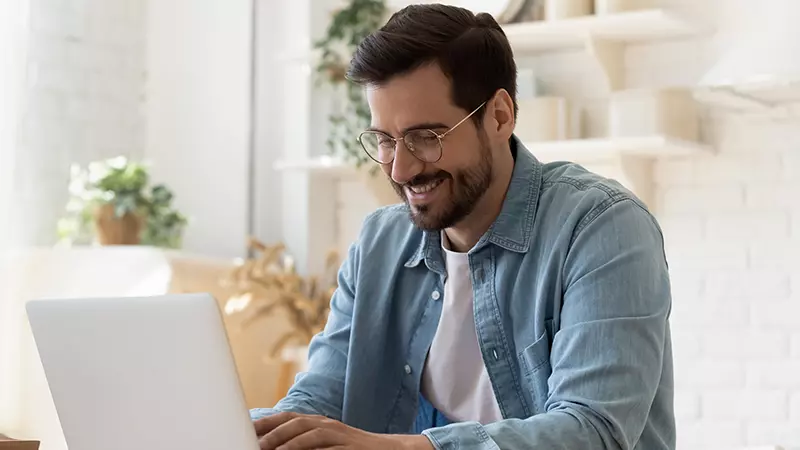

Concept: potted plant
[[57, 156, 188, 248], [222, 238, 339, 398], [314, 0, 399, 205]]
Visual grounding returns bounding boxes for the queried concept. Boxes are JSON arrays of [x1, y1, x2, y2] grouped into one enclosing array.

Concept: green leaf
[[57, 156, 188, 249], [314, 0, 386, 164]]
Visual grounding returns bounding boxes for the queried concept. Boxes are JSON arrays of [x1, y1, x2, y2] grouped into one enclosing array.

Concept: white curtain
[[0, 0, 27, 437]]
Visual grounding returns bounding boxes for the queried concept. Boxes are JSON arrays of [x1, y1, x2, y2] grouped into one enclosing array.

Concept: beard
[[391, 134, 493, 231]]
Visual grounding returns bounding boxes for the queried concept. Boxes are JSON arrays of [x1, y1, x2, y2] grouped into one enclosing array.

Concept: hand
[[254, 412, 434, 450]]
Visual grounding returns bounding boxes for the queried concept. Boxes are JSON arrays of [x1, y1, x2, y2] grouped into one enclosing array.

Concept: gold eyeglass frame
[[357, 101, 487, 165]]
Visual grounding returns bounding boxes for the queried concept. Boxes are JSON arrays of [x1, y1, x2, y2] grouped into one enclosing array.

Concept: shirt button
[[431, 290, 441, 300], [404, 364, 412, 374], [492, 349, 499, 361]]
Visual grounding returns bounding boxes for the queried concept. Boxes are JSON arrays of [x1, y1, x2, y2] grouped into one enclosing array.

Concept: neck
[[444, 145, 515, 253]]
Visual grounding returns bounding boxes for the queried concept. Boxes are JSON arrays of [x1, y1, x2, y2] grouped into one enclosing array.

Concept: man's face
[[365, 64, 493, 231]]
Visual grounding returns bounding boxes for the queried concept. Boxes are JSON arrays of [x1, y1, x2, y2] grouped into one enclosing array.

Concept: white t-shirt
[[420, 234, 503, 424]]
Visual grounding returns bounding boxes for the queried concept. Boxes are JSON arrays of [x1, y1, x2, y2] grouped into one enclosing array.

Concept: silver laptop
[[26, 293, 260, 450]]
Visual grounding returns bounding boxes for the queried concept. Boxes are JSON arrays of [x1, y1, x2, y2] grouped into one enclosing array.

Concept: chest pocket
[[518, 319, 553, 415]]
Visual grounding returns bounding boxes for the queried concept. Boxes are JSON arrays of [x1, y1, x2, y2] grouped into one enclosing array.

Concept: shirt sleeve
[[423, 198, 673, 449], [250, 241, 360, 422]]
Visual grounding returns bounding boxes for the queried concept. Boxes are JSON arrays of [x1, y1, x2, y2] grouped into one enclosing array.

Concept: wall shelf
[[274, 135, 712, 207], [274, 155, 352, 176], [528, 135, 712, 207], [271, 9, 711, 91], [528, 135, 712, 163], [274, 156, 399, 208], [503, 9, 710, 91], [694, 81, 800, 118], [275, 136, 710, 173], [503, 9, 706, 52]]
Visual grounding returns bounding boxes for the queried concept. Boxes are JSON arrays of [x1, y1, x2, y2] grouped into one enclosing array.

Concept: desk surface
[[0, 435, 40, 450]]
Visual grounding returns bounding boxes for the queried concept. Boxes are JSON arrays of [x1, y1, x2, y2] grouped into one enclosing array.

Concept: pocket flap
[[520, 330, 550, 373]]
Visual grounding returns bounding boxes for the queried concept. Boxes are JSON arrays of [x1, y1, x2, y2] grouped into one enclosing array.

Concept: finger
[[254, 412, 299, 436], [259, 416, 337, 449], [268, 428, 344, 450]]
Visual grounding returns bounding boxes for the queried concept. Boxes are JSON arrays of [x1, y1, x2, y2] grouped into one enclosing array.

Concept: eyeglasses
[[357, 102, 487, 165]]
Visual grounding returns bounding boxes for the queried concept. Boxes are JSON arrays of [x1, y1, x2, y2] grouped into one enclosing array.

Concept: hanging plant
[[313, 0, 387, 171]]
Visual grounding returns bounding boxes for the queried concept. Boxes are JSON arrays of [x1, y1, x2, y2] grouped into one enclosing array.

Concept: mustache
[[402, 171, 451, 187]]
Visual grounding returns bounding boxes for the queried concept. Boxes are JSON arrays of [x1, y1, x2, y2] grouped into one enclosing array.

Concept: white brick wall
[[704, 270, 791, 301], [702, 390, 788, 420], [702, 331, 790, 360], [13, 0, 146, 246], [657, 114, 800, 450], [675, 360, 747, 390], [591, 2, 800, 448], [674, 390, 701, 420], [677, 420, 746, 450], [747, 362, 800, 390], [791, 393, 800, 420], [747, 423, 800, 449], [792, 334, 800, 359]]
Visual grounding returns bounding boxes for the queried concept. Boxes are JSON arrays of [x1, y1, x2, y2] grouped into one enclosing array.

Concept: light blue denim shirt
[[252, 137, 675, 449]]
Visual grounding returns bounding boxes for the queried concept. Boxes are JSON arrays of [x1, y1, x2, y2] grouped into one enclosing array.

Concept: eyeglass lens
[[359, 129, 441, 164]]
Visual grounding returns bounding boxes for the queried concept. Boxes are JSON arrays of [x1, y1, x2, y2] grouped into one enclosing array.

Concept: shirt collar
[[405, 135, 543, 269]]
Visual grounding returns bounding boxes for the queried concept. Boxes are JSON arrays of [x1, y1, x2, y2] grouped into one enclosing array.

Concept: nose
[[389, 140, 424, 185]]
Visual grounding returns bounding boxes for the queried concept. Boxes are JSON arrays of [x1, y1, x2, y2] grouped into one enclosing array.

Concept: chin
[[409, 199, 440, 216], [409, 207, 450, 231]]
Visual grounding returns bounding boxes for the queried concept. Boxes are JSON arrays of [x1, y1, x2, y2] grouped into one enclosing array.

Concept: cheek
[[439, 139, 481, 170], [380, 164, 392, 178]]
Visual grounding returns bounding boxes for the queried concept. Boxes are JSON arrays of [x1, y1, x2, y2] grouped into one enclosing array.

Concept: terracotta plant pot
[[94, 204, 146, 245]]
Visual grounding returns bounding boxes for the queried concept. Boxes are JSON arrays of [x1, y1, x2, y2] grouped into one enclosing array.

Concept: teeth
[[409, 179, 442, 194]]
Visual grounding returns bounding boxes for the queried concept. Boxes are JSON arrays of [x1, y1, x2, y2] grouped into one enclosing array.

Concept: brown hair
[[347, 4, 518, 121]]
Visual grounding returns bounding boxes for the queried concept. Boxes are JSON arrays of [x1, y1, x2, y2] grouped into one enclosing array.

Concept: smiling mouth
[[407, 178, 445, 194]]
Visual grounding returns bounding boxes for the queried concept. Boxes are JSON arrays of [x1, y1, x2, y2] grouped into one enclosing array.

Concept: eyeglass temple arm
[[438, 101, 487, 139]]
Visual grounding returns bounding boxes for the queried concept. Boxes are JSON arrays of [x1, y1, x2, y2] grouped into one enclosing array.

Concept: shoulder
[[537, 161, 660, 239], [541, 161, 643, 206]]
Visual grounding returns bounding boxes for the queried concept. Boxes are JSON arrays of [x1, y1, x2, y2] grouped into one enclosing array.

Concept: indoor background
[[0, 0, 798, 449]]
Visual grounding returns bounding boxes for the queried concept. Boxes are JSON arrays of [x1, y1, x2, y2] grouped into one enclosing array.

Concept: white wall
[[0, 0, 148, 440], [251, 0, 286, 250], [660, 115, 800, 450], [0, 0, 25, 253], [324, 1, 800, 449], [0, 0, 28, 438], [632, 2, 800, 448], [9, 0, 147, 247], [144, 0, 253, 258], [256, 0, 345, 275]]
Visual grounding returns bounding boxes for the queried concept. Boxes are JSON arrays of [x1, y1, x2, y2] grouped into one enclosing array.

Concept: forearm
[[423, 405, 621, 450], [250, 398, 327, 421], [249, 392, 328, 421], [250, 370, 346, 421]]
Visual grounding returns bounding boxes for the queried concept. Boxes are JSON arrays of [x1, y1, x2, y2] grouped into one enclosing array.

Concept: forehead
[[365, 64, 457, 130]]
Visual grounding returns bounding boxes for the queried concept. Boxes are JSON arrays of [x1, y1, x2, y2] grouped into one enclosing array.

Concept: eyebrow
[[366, 122, 450, 135]]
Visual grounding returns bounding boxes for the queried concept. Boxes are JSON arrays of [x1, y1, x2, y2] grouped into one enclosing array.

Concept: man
[[252, 4, 674, 450]]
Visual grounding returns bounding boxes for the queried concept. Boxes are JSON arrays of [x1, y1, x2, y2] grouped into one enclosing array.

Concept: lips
[[408, 178, 444, 194], [404, 176, 447, 204]]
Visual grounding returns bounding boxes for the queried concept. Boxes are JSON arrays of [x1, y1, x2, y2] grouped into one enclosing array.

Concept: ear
[[484, 89, 515, 143]]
